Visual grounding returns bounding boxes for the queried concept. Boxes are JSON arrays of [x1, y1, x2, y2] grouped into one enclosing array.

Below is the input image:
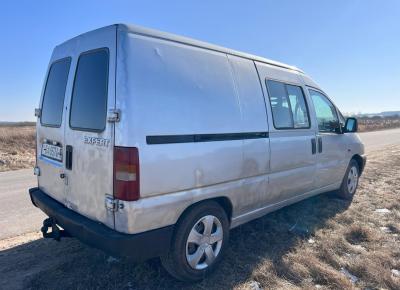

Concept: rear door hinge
[[34, 166, 41, 176], [35, 108, 41, 118], [105, 195, 124, 212], [107, 109, 121, 123]]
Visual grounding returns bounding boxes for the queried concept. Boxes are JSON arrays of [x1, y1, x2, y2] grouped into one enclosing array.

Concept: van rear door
[[37, 57, 71, 204], [63, 27, 117, 228]]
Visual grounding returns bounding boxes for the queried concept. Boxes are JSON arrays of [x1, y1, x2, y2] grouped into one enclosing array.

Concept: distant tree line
[[353, 115, 400, 132], [0, 121, 36, 127]]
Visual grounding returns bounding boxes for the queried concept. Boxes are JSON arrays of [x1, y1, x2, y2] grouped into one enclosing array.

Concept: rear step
[[41, 217, 71, 241]]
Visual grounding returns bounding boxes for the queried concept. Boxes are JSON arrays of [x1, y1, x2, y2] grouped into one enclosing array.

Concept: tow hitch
[[41, 217, 70, 241]]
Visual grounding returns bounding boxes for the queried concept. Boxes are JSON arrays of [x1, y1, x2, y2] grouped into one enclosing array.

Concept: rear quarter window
[[69, 49, 109, 132], [40, 58, 71, 127]]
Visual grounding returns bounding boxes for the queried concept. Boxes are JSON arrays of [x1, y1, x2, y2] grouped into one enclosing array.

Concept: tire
[[337, 159, 360, 200], [161, 201, 230, 282]]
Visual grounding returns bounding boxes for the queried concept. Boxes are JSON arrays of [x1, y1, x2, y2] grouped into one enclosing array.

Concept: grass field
[[0, 126, 35, 172], [0, 145, 399, 289]]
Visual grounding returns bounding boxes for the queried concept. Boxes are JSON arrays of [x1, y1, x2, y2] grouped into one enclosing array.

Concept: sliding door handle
[[318, 137, 322, 153], [311, 138, 316, 155]]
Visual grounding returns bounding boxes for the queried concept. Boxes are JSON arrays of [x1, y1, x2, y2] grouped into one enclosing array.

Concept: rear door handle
[[318, 137, 322, 153], [65, 145, 73, 170], [311, 138, 316, 155]]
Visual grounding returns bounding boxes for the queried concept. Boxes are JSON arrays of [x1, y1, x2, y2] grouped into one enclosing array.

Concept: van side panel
[[114, 32, 270, 234], [116, 32, 243, 193]]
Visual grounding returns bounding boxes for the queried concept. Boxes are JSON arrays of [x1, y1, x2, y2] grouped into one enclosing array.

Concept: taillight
[[113, 146, 140, 201]]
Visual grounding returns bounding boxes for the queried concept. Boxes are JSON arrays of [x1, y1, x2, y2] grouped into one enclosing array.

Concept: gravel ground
[[0, 145, 399, 289]]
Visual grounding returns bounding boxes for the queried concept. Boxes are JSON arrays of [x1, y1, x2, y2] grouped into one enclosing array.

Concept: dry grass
[[0, 126, 35, 172], [357, 117, 400, 132], [0, 145, 399, 289]]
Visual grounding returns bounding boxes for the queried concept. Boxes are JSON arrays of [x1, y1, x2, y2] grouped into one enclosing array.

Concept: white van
[[30, 24, 366, 281]]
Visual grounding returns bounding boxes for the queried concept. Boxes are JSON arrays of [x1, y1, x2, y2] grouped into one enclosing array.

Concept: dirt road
[[0, 169, 44, 239], [359, 128, 400, 152]]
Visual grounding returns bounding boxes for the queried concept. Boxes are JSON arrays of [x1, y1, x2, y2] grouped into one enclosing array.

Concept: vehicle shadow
[[0, 192, 351, 290]]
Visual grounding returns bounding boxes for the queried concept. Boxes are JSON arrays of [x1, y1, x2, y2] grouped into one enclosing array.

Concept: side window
[[266, 80, 310, 129], [266, 80, 292, 128], [41, 58, 71, 127], [309, 89, 339, 133], [287, 85, 310, 128], [70, 49, 109, 131]]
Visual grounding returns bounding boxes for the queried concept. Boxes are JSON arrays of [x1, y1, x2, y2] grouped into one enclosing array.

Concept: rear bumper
[[29, 187, 174, 261]]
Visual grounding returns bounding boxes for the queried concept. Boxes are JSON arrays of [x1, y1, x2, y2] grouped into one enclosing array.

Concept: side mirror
[[344, 117, 358, 133]]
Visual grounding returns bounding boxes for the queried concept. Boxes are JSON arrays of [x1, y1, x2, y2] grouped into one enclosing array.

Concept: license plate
[[41, 143, 62, 162]]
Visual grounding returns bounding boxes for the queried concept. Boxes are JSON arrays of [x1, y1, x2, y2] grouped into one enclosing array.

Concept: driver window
[[309, 89, 339, 133]]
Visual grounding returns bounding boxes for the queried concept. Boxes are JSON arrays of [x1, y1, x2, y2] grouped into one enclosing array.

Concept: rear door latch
[[60, 172, 68, 185], [105, 195, 124, 212], [107, 109, 121, 123]]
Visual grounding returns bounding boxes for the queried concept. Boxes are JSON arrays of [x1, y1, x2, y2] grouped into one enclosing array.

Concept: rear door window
[[70, 49, 109, 132], [266, 80, 310, 129], [41, 58, 71, 127]]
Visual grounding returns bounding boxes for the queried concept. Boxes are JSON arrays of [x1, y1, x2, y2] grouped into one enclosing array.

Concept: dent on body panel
[[227, 55, 270, 212], [242, 139, 269, 176], [140, 141, 243, 197], [115, 31, 133, 146], [38, 159, 65, 203], [227, 56, 268, 132], [228, 55, 270, 176], [115, 33, 242, 146], [64, 128, 114, 224], [118, 33, 245, 193], [115, 174, 265, 234]]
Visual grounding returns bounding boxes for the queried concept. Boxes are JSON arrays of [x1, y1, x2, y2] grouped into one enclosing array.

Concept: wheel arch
[[351, 154, 365, 175], [177, 196, 233, 226]]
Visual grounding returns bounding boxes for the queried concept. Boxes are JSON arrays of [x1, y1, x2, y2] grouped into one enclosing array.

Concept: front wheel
[[337, 159, 360, 200], [161, 201, 229, 281]]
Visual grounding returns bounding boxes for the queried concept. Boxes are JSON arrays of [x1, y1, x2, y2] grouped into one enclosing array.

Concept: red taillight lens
[[113, 146, 140, 201]]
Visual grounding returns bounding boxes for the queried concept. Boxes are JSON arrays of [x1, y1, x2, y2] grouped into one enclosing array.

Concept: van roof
[[118, 24, 303, 73], [57, 24, 303, 74]]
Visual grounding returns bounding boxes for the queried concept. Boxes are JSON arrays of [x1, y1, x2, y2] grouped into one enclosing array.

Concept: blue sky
[[1, 0, 399, 121]]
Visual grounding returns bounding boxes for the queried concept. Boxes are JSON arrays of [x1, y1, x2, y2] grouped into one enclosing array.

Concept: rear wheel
[[161, 201, 229, 281], [337, 159, 360, 200]]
